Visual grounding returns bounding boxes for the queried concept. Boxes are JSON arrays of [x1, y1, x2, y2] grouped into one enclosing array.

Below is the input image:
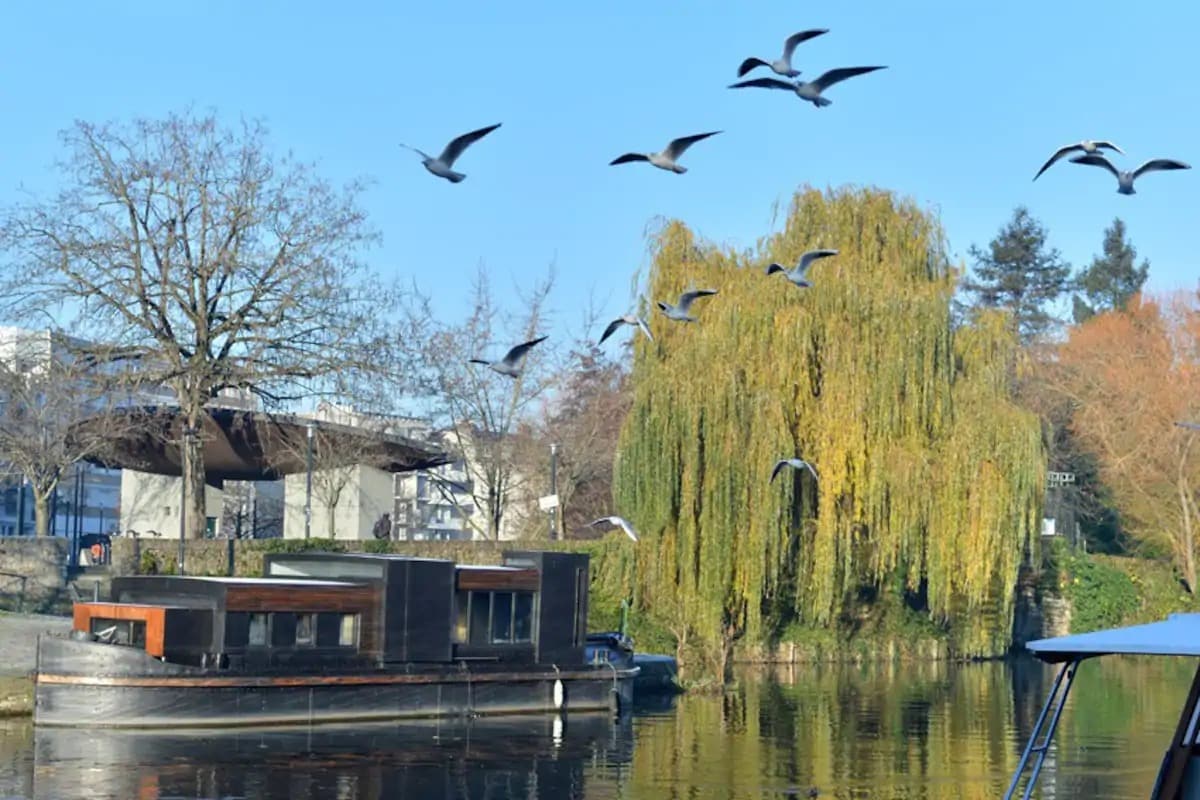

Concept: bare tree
[[0, 111, 400, 538], [0, 329, 144, 537], [401, 265, 557, 541]]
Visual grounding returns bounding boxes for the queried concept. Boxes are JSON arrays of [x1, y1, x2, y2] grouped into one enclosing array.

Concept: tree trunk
[[1179, 469, 1197, 594], [32, 486, 54, 538], [182, 411, 208, 540]]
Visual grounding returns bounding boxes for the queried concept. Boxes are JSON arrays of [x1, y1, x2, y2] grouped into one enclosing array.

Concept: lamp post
[[304, 419, 316, 540], [177, 423, 200, 576]]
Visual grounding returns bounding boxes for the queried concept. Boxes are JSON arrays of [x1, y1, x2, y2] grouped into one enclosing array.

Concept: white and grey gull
[[400, 122, 502, 183], [1032, 140, 1123, 181], [657, 289, 718, 322], [1070, 153, 1191, 195], [728, 66, 887, 108], [599, 313, 654, 345], [468, 335, 548, 378], [588, 515, 640, 543], [736, 29, 830, 78], [765, 248, 838, 288], [770, 458, 819, 483], [609, 131, 722, 174]]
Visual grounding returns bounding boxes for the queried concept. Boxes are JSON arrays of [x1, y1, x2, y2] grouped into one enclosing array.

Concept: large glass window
[[296, 614, 316, 647], [339, 614, 358, 647], [453, 591, 469, 643], [513, 592, 534, 643], [491, 592, 514, 643], [469, 591, 490, 645], [248, 613, 268, 646]]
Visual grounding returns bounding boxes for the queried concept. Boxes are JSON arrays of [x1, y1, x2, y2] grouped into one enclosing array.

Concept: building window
[[453, 591, 469, 643], [248, 613, 268, 646], [339, 614, 358, 647], [296, 613, 316, 646], [469, 591, 490, 645], [491, 591, 514, 643], [514, 593, 534, 643]]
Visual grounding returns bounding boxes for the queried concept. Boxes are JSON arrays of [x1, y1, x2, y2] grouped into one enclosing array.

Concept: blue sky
[[0, 1, 1195, 346]]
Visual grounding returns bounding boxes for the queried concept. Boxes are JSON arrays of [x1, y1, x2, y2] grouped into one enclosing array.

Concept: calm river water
[[0, 655, 1190, 799]]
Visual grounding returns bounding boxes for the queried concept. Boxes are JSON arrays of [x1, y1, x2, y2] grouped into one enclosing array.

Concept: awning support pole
[[1003, 658, 1080, 800]]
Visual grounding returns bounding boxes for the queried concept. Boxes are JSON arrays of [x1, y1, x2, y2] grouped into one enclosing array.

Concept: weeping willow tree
[[614, 187, 1044, 674]]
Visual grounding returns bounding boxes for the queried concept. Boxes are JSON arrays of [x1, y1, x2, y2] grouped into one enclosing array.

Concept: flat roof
[[267, 553, 455, 564], [1027, 613, 1200, 662], [456, 565, 526, 572], [167, 576, 361, 587]]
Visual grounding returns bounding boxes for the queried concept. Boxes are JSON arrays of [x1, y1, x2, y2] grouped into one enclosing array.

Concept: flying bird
[[599, 314, 653, 345], [728, 66, 887, 108], [1176, 421, 1200, 431], [399, 123, 502, 183], [657, 289, 718, 322], [765, 248, 839, 288], [468, 335, 548, 378], [1032, 140, 1124, 181], [770, 458, 819, 483], [1070, 153, 1191, 195], [736, 29, 830, 78], [589, 515, 639, 543], [609, 131, 722, 174]]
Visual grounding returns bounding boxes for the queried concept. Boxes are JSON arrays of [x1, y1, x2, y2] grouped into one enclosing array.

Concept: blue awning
[[1027, 613, 1200, 662]]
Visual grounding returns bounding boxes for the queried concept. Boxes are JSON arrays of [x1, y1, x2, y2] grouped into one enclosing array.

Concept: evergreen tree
[[962, 207, 1071, 343], [1071, 217, 1149, 323]]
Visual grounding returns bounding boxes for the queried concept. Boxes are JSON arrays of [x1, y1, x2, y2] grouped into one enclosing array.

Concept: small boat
[[34, 549, 639, 729], [1006, 612, 1200, 799]]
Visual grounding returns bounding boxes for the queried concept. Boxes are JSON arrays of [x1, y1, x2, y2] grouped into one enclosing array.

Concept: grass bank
[[0, 676, 32, 717]]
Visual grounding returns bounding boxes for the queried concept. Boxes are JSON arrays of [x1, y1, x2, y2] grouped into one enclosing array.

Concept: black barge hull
[[35, 636, 637, 729]]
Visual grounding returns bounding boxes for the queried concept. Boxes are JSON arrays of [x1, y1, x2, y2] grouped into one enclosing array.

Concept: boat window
[[469, 591, 490, 645], [338, 614, 358, 647], [453, 591, 469, 643], [225, 612, 249, 647], [296, 613, 316, 647], [514, 592, 534, 643], [492, 591, 514, 643], [271, 613, 297, 647], [248, 613, 268, 646], [89, 617, 145, 649]]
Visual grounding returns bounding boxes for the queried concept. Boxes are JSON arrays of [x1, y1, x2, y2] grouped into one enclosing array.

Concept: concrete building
[[279, 404, 533, 542]]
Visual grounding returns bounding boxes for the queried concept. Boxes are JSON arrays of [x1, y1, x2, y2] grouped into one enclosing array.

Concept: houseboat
[[1007, 612, 1200, 799], [33, 550, 639, 729]]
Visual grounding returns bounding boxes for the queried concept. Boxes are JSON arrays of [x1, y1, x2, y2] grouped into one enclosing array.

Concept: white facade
[[278, 404, 532, 542]]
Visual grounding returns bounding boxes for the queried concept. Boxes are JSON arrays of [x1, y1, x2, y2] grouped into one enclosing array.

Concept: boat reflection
[[31, 711, 637, 800]]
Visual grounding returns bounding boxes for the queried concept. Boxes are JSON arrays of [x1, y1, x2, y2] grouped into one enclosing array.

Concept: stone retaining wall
[[0, 538, 69, 613]]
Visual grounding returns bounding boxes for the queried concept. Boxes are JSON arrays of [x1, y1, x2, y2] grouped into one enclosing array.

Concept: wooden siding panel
[[456, 569, 540, 592], [224, 585, 382, 659], [73, 603, 167, 658]]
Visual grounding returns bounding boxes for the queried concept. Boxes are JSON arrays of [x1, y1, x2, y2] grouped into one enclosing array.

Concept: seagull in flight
[[657, 289, 718, 322], [468, 335, 548, 378], [400, 123, 502, 183], [736, 29, 830, 78], [765, 249, 839, 288], [1070, 153, 1191, 195], [729, 66, 886, 108], [1032, 140, 1123, 181], [770, 458, 819, 483], [589, 515, 639, 543], [609, 131, 722, 174], [599, 314, 653, 345]]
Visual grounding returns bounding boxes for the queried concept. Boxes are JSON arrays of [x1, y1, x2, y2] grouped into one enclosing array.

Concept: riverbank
[[0, 612, 72, 717]]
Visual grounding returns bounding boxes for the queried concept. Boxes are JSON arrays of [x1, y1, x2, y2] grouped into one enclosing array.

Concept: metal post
[[15, 476, 26, 537], [304, 420, 316, 540], [249, 482, 258, 540], [549, 443, 559, 541]]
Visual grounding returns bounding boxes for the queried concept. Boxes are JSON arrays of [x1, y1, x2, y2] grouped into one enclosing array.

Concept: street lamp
[[177, 423, 200, 576], [304, 419, 316, 540]]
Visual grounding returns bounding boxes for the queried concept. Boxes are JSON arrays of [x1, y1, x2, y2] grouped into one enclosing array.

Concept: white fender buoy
[[553, 678, 564, 709]]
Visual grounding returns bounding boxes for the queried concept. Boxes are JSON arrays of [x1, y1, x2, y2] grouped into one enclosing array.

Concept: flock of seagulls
[[1032, 137, 1190, 194], [414, 24, 1192, 543]]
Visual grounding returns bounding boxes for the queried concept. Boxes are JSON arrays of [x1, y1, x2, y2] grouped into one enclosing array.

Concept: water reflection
[[0, 657, 1193, 799]]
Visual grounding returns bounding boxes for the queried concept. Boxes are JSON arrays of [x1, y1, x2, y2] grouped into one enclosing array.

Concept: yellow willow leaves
[[614, 186, 1044, 659]]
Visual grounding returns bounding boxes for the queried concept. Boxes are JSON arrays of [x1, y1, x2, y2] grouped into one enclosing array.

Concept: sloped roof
[[76, 405, 449, 486], [1026, 613, 1200, 663]]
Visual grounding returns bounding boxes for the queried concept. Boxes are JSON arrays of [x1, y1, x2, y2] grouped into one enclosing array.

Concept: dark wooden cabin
[[71, 550, 590, 672]]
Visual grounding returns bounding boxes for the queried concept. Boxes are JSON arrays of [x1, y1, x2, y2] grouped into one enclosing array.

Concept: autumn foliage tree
[[1049, 292, 1200, 589], [615, 187, 1045, 677]]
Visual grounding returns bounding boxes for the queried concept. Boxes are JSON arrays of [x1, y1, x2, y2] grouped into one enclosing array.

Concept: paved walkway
[[0, 612, 72, 676]]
